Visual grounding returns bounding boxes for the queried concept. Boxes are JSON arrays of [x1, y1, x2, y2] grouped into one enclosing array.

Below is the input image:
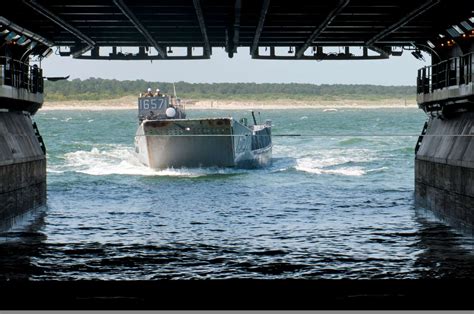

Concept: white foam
[[366, 167, 389, 173], [324, 167, 366, 176], [295, 159, 367, 176], [47, 169, 65, 174], [57, 146, 244, 177], [295, 161, 366, 176], [293, 149, 378, 177]]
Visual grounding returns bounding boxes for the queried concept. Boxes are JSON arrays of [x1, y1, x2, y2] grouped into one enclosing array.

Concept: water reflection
[[0, 206, 47, 280], [1, 204, 473, 280], [413, 207, 474, 278]]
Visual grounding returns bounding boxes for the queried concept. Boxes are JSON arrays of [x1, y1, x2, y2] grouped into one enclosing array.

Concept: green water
[[1, 107, 473, 279]]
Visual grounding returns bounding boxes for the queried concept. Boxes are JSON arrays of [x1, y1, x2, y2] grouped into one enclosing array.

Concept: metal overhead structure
[[226, 0, 242, 58], [112, 0, 166, 58], [250, 0, 271, 57], [1, 0, 471, 61], [295, 0, 351, 59], [0, 16, 53, 48], [192, 0, 211, 58], [22, 0, 96, 58], [365, 0, 441, 46]]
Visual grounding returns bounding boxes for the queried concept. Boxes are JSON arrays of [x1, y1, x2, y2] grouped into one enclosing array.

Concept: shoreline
[[41, 96, 418, 111]]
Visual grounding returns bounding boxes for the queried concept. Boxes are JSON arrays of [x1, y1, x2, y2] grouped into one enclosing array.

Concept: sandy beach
[[41, 95, 417, 111]]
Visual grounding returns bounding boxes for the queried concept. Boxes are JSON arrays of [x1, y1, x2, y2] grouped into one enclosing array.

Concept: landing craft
[[134, 93, 272, 169]]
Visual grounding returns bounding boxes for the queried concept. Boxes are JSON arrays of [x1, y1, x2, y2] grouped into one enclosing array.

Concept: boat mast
[[251, 110, 257, 125]]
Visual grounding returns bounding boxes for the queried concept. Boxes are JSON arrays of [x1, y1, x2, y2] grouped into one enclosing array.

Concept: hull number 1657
[[139, 98, 166, 110]]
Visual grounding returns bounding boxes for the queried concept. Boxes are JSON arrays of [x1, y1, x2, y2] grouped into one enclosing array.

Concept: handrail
[[0, 56, 43, 93], [417, 51, 473, 94]]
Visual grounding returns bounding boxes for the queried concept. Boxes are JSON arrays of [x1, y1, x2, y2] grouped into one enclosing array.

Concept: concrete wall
[[0, 111, 46, 231], [415, 111, 474, 228]]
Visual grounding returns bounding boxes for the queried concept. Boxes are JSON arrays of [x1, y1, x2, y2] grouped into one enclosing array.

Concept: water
[[1, 108, 473, 280]]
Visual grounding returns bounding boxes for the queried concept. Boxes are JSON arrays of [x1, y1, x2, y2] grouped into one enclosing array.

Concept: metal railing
[[0, 56, 43, 93], [417, 52, 474, 94]]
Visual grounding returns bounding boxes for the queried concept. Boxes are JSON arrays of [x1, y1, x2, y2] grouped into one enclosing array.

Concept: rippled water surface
[[1, 108, 473, 279]]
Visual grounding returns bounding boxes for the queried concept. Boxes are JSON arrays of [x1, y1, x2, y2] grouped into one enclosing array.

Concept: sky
[[40, 47, 430, 86]]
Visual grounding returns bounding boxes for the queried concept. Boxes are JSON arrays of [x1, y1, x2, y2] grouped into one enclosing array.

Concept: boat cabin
[[138, 95, 186, 122]]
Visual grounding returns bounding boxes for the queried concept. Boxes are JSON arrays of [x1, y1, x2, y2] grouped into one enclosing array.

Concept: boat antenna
[[173, 82, 177, 99]]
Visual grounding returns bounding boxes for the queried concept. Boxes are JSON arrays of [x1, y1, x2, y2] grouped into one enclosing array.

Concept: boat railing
[[0, 56, 44, 93], [417, 51, 474, 94]]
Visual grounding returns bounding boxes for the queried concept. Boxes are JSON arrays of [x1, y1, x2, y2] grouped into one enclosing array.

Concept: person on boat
[[154, 88, 163, 97], [145, 87, 154, 97]]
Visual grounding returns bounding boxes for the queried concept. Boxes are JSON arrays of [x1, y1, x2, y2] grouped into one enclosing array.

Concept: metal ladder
[[415, 121, 428, 155], [32, 121, 46, 155]]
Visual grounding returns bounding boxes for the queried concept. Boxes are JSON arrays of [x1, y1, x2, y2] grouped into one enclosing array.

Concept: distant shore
[[41, 96, 417, 111]]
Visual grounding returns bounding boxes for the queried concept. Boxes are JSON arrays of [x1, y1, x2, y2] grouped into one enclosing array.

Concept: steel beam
[[250, 0, 271, 57], [295, 0, 350, 58], [227, 0, 241, 58], [252, 45, 390, 60], [75, 54, 210, 60], [0, 16, 54, 47], [112, 0, 166, 58], [23, 0, 95, 56], [365, 0, 440, 46], [253, 52, 389, 60], [192, 0, 211, 57], [70, 44, 94, 58], [253, 54, 389, 60], [368, 45, 389, 58]]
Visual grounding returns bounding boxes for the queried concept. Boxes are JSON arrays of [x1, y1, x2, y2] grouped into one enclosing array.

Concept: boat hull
[[134, 118, 272, 169]]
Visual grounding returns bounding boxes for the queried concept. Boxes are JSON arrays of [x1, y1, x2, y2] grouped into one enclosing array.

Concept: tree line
[[44, 78, 416, 101]]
